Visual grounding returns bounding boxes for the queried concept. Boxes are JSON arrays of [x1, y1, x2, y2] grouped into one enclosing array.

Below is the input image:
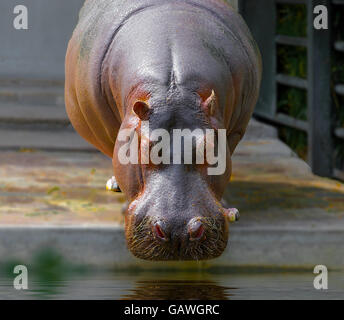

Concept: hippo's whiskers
[[127, 216, 175, 260], [126, 215, 228, 261], [185, 217, 227, 261]]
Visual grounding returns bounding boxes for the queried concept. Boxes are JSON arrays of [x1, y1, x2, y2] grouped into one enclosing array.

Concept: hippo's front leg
[[221, 199, 240, 223], [106, 176, 121, 192], [224, 208, 240, 223], [106, 176, 128, 216]]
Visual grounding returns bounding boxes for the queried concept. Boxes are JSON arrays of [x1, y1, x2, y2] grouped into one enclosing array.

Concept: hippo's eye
[[133, 101, 151, 120]]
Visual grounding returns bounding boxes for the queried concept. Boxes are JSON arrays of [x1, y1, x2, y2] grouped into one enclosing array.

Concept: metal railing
[[239, 0, 344, 180]]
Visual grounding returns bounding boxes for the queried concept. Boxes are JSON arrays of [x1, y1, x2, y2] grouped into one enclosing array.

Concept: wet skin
[[65, 0, 261, 260]]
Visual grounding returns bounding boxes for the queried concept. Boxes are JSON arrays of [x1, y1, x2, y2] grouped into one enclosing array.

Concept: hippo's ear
[[133, 101, 151, 120], [201, 90, 217, 117]]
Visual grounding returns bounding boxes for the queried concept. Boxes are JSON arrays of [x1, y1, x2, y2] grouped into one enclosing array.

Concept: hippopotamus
[[65, 0, 262, 261]]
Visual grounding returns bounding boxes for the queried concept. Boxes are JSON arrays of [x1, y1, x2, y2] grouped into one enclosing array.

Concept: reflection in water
[[122, 280, 235, 300], [1, 250, 344, 299]]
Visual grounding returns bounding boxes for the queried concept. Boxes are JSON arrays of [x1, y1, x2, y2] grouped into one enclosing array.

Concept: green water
[[1, 270, 344, 300], [0, 251, 343, 300]]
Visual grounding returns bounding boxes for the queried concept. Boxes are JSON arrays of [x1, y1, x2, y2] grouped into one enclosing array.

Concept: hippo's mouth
[[124, 213, 230, 261]]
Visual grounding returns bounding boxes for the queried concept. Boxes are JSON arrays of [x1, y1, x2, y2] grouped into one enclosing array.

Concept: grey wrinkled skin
[[65, 0, 262, 260]]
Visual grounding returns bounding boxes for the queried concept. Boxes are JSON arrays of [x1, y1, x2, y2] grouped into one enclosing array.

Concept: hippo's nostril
[[153, 222, 168, 242], [188, 218, 205, 241], [194, 224, 205, 239]]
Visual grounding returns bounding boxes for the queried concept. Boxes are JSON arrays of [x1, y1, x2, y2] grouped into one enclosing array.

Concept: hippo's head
[[112, 84, 236, 261]]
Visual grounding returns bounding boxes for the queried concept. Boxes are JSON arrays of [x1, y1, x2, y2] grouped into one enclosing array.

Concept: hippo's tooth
[[224, 208, 240, 223], [106, 176, 121, 192]]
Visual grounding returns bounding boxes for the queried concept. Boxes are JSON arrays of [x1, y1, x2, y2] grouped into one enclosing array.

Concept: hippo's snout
[[153, 217, 206, 243], [125, 212, 229, 261]]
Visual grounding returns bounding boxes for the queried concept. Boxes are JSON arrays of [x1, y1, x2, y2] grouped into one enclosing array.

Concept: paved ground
[[0, 150, 124, 225], [0, 119, 344, 268]]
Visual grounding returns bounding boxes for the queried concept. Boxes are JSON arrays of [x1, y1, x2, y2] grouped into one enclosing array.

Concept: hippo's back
[[65, 0, 261, 157]]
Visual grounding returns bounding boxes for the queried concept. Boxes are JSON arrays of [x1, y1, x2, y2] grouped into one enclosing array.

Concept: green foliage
[[277, 86, 307, 121], [276, 4, 307, 37], [276, 4, 308, 159], [277, 45, 307, 79]]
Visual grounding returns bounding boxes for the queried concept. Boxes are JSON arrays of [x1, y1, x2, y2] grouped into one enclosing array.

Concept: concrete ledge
[[0, 104, 69, 123], [1, 224, 343, 270], [0, 128, 95, 151]]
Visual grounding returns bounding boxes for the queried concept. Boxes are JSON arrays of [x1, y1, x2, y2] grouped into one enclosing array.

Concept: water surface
[[1, 269, 343, 300]]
